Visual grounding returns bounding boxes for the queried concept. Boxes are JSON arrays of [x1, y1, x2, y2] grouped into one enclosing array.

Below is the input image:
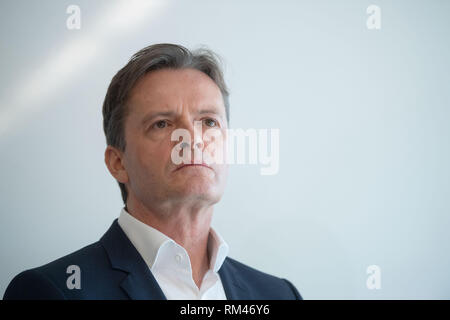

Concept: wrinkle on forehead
[[127, 68, 225, 123]]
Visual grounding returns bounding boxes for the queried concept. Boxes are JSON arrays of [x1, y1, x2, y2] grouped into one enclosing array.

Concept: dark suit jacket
[[3, 219, 303, 300]]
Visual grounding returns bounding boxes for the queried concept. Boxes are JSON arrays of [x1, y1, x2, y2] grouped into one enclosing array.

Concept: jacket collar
[[100, 219, 167, 300], [100, 218, 251, 300], [218, 258, 252, 300]]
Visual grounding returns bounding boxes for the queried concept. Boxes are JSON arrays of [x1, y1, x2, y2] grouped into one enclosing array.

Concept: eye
[[204, 118, 217, 127], [152, 120, 168, 129]]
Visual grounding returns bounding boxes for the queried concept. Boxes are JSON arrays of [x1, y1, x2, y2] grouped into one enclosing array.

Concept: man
[[3, 43, 303, 300]]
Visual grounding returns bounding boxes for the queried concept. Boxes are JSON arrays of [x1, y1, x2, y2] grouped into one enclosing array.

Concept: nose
[[178, 119, 205, 163], [192, 131, 204, 150], [180, 135, 204, 150], [180, 140, 203, 150], [179, 118, 204, 148]]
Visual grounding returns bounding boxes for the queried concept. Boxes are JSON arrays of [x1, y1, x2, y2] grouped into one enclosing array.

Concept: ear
[[104, 146, 129, 184]]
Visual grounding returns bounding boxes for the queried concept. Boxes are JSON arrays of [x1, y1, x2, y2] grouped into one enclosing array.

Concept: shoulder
[[223, 257, 303, 300], [3, 267, 65, 300], [3, 241, 109, 300]]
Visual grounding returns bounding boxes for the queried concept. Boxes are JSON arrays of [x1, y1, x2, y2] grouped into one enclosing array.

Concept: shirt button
[[175, 253, 182, 263]]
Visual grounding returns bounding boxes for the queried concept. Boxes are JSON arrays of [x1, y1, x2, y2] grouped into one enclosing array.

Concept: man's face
[[119, 68, 228, 208]]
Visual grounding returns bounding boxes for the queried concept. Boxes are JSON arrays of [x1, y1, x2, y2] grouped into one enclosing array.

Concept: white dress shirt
[[117, 207, 230, 300]]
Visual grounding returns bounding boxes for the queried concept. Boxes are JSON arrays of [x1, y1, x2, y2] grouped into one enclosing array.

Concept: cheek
[[135, 140, 174, 173], [203, 130, 227, 164], [124, 143, 153, 177]]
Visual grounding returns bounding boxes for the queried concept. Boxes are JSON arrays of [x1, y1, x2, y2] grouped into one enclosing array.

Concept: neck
[[126, 195, 214, 289]]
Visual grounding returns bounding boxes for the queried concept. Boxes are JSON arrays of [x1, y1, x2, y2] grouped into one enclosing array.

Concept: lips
[[174, 163, 212, 172]]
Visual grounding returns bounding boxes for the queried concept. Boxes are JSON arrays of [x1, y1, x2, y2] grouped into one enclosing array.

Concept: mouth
[[174, 163, 213, 172]]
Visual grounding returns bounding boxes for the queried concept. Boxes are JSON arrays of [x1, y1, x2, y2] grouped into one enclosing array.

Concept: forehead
[[127, 68, 224, 115]]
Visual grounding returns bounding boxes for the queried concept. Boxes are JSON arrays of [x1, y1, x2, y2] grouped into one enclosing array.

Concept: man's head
[[102, 43, 230, 210]]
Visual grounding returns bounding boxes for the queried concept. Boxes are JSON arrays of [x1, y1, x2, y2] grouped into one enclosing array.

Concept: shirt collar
[[207, 225, 229, 272], [117, 207, 229, 273]]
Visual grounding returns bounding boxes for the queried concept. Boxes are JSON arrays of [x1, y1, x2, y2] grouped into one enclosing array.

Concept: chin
[[174, 183, 222, 203]]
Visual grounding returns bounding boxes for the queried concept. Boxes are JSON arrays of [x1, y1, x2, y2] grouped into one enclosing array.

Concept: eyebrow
[[197, 108, 224, 120], [141, 108, 224, 126], [141, 111, 176, 126]]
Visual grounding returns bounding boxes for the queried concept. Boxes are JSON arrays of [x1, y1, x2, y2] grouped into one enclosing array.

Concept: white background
[[1, 0, 449, 299]]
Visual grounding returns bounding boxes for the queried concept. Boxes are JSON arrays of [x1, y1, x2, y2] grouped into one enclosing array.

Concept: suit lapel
[[100, 219, 167, 300], [218, 258, 252, 300], [100, 219, 251, 300]]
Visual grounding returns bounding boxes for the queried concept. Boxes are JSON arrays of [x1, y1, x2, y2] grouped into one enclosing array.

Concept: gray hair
[[102, 43, 230, 204]]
